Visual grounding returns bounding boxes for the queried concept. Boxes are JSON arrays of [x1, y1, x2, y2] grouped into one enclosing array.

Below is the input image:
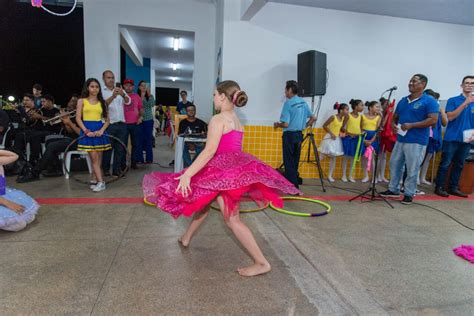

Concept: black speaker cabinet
[[297, 50, 327, 97]]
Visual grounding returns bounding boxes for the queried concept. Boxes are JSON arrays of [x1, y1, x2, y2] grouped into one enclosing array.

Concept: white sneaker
[[341, 177, 348, 183], [361, 176, 369, 183], [328, 176, 335, 183], [382, 178, 389, 183], [92, 181, 106, 192], [349, 177, 356, 183], [421, 179, 431, 185], [89, 181, 98, 190]]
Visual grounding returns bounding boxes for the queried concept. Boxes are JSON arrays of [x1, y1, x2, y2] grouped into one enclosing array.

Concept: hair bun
[[234, 91, 248, 107]]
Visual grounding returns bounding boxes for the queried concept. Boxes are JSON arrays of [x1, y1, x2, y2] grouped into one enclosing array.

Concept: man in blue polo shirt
[[434, 75, 474, 197], [381, 74, 439, 205], [274, 80, 316, 188]]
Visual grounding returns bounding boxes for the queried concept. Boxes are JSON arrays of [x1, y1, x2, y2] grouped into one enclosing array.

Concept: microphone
[[385, 86, 397, 92]]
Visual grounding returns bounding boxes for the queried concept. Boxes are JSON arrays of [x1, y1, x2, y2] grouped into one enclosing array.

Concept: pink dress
[[143, 130, 301, 218]]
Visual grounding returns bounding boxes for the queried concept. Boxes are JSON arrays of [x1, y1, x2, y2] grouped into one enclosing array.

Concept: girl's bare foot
[[237, 262, 271, 277], [178, 236, 190, 247]]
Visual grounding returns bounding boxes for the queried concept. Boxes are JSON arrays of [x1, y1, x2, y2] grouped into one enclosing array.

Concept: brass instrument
[[42, 110, 76, 126]]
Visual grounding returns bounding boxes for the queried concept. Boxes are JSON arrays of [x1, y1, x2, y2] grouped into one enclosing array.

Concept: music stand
[[349, 89, 395, 208]]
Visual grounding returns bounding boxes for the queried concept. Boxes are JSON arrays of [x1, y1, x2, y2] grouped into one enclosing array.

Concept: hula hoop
[[63, 134, 130, 185], [143, 197, 268, 213], [32, 0, 78, 17], [210, 202, 269, 213], [269, 196, 331, 217], [350, 134, 364, 174]]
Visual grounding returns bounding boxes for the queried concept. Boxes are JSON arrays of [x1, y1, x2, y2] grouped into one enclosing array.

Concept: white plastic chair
[[60, 151, 92, 179]]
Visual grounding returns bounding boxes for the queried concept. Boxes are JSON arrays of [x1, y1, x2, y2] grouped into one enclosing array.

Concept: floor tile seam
[[260, 211, 362, 315], [88, 208, 136, 316]]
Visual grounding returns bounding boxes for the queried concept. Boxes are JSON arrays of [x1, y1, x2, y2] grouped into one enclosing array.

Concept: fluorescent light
[[173, 37, 179, 51], [7, 96, 15, 102], [171, 77, 177, 82], [172, 63, 177, 71]]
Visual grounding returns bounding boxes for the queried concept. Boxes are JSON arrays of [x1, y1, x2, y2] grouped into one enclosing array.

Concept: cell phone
[[115, 82, 122, 88]]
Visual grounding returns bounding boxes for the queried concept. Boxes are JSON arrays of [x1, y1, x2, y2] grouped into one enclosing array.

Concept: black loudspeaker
[[297, 50, 327, 97]]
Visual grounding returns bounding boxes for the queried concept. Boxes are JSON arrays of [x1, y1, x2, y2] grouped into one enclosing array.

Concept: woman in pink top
[[143, 80, 299, 276]]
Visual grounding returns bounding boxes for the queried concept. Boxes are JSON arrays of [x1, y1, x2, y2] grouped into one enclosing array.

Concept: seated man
[[13, 94, 60, 163], [178, 104, 207, 167], [17, 95, 80, 182]]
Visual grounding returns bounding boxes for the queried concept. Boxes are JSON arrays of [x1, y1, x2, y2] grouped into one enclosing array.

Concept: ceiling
[[269, 0, 474, 26], [124, 26, 195, 84]]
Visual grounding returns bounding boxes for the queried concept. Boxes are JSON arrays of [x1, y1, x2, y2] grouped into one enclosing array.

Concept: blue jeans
[[183, 143, 204, 167], [102, 122, 127, 175], [388, 142, 426, 197], [283, 131, 303, 188], [137, 120, 154, 163], [126, 123, 141, 164], [435, 141, 471, 190]]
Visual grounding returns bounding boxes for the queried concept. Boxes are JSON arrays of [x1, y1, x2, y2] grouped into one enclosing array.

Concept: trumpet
[[43, 110, 77, 125]]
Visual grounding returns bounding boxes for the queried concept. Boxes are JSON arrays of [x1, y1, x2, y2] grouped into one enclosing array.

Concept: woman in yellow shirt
[[320, 102, 349, 182], [76, 78, 111, 192], [341, 99, 364, 182], [361, 101, 382, 183]]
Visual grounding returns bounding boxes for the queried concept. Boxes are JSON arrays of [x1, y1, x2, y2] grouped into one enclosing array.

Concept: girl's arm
[[0, 197, 24, 214], [0, 150, 19, 165], [97, 108, 110, 136], [322, 116, 335, 136], [75, 99, 87, 132]]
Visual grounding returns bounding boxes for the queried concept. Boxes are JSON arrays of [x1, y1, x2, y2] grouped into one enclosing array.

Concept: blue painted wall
[[125, 53, 150, 87]]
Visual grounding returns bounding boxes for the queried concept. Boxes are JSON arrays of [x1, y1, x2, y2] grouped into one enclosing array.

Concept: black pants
[[283, 131, 303, 188], [13, 129, 54, 161], [34, 137, 76, 173]]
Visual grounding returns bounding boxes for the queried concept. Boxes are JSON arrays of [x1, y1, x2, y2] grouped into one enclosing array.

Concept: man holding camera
[[101, 70, 130, 177], [274, 80, 315, 189]]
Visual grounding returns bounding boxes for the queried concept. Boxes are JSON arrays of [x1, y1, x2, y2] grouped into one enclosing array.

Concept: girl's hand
[[175, 174, 192, 198], [86, 131, 95, 137], [95, 130, 104, 137], [4, 200, 25, 214], [364, 140, 371, 146]]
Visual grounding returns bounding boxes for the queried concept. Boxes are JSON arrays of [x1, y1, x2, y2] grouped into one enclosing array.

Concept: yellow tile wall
[[242, 125, 442, 180]]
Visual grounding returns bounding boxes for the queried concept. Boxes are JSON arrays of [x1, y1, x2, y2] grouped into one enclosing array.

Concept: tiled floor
[[0, 136, 472, 315]]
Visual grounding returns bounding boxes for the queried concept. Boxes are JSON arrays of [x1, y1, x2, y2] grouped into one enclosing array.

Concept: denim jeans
[[125, 123, 141, 165], [183, 143, 204, 167], [102, 122, 127, 175], [388, 142, 426, 197], [283, 131, 303, 188], [435, 141, 471, 190]]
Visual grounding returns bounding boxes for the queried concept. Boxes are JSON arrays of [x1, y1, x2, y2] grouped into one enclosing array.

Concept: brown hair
[[216, 80, 248, 107]]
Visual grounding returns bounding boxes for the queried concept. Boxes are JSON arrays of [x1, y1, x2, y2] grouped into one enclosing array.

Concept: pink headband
[[232, 90, 241, 104]]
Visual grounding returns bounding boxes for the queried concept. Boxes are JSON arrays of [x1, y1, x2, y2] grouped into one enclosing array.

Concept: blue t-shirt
[[280, 96, 312, 132], [395, 94, 439, 145], [443, 94, 474, 142], [177, 101, 192, 115]]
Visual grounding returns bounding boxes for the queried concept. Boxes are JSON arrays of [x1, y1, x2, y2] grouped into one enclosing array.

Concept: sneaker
[[415, 189, 425, 196], [401, 195, 413, 205], [380, 190, 400, 198], [327, 176, 335, 183], [16, 172, 40, 183], [341, 177, 348, 183], [89, 181, 98, 190], [361, 176, 369, 183], [92, 181, 106, 192], [348, 177, 356, 183]]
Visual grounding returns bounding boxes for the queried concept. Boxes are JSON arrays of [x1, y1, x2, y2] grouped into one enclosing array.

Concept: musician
[[178, 104, 207, 167], [13, 94, 60, 163], [32, 83, 43, 109], [17, 95, 80, 182]]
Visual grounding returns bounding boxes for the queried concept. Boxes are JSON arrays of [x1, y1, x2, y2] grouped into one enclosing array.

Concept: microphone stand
[[348, 89, 395, 208]]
